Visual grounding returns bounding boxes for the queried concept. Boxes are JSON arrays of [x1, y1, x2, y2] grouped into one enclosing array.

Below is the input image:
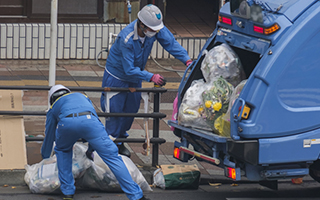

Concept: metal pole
[[49, 0, 58, 86], [152, 90, 160, 167]]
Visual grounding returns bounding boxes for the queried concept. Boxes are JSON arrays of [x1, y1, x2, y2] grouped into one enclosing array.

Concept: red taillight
[[219, 15, 232, 26], [253, 25, 264, 34], [227, 167, 236, 179], [173, 147, 180, 159], [254, 23, 280, 35]]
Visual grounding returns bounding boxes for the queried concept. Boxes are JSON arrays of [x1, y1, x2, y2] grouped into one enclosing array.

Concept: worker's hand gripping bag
[[153, 164, 200, 189]]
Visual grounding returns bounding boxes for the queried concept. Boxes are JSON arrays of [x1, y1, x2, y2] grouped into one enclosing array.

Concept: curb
[[0, 170, 26, 186], [0, 168, 231, 187]]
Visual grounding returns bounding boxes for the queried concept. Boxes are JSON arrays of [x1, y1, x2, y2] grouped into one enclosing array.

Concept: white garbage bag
[[76, 151, 152, 192]]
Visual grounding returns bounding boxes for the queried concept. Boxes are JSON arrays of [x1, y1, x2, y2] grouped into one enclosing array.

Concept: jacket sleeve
[[41, 110, 57, 159], [156, 26, 191, 64], [120, 37, 153, 82]]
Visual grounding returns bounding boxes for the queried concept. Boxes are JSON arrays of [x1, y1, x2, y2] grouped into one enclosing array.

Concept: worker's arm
[[156, 26, 191, 64], [41, 110, 57, 159], [120, 38, 153, 82]]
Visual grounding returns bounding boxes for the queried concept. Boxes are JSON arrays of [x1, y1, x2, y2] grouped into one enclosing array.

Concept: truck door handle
[[241, 42, 255, 50]]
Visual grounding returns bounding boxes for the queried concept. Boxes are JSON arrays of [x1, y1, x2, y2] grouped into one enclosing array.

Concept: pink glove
[[186, 59, 192, 66], [150, 74, 166, 86]]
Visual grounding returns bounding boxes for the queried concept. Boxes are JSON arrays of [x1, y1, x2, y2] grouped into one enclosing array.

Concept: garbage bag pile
[[76, 151, 152, 192], [24, 143, 91, 194], [178, 43, 246, 137], [24, 143, 152, 193]]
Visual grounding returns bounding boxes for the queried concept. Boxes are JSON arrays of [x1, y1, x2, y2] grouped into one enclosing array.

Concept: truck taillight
[[173, 147, 181, 160], [219, 15, 233, 26], [225, 167, 241, 180], [253, 23, 280, 35], [227, 167, 236, 179]]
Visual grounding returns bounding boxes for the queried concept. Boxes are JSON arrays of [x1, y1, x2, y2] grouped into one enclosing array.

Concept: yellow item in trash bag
[[198, 107, 204, 113], [205, 100, 212, 108], [214, 114, 231, 137], [213, 102, 222, 111]]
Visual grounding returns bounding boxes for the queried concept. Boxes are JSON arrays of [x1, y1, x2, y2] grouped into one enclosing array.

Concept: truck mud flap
[[227, 139, 259, 165]]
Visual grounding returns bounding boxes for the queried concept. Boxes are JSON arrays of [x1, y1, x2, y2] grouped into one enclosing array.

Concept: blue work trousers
[[54, 113, 143, 200], [101, 72, 141, 139]]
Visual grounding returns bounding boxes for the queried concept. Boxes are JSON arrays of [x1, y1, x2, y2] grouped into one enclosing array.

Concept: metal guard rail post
[[0, 86, 167, 167]]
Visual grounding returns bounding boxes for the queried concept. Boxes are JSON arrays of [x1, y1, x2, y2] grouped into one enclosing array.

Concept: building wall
[[0, 23, 208, 60]]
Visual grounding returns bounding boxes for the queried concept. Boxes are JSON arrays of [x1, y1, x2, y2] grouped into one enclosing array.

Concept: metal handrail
[[0, 85, 167, 93], [0, 86, 167, 166], [0, 111, 166, 118]]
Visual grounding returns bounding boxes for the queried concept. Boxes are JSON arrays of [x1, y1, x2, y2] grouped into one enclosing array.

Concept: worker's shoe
[[118, 143, 131, 158], [139, 196, 151, 200], [62, 194, 74, 200]]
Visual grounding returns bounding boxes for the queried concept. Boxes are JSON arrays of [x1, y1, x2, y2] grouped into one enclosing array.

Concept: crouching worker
[[41, 84, 150, 200]]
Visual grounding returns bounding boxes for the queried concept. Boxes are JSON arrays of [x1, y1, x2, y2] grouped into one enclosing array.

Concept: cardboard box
[[0, 90, 27, 169]]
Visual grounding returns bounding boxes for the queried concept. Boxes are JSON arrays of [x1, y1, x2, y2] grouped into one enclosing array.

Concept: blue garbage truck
[[168, 0, 320, 189]]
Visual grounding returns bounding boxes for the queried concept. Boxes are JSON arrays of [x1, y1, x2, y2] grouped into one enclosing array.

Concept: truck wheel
[[309, 160, 320, 183]]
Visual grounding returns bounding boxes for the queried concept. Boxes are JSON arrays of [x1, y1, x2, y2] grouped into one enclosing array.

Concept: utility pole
[[49, 0, 58, 87]]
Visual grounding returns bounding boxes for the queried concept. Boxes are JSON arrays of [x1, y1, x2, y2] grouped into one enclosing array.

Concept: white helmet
[[49, 84, 70, 105], [138, 4, 164, 31]]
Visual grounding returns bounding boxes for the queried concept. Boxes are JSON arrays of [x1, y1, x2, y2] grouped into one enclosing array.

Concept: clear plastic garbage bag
[[178, 77, 234, 134], [178, 79, 212, 131], [201, 43, 245, 86], [76, 151, 152, 192], [217, 79, 247, 137], [201, 77, 234, 131], [24, 143, 92, 194], [24, 155, 60, 194]]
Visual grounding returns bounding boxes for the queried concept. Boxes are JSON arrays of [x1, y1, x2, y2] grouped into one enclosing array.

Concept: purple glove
[[186, 59, 192, 67], [150, 74, 166, 86]]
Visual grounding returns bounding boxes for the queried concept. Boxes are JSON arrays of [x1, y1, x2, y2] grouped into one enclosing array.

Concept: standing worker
[[100, 4, 193, 157], [41, 84, 150, 200]]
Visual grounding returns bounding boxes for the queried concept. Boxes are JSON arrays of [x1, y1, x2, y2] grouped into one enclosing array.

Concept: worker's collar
[[133, 22, 139, 40]]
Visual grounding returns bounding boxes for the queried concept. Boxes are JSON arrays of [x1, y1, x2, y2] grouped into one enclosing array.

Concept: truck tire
[[309, 160, 320, 183]]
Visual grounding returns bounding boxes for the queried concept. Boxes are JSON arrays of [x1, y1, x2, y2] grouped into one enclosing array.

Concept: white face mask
[[145, 30, 157, 38]]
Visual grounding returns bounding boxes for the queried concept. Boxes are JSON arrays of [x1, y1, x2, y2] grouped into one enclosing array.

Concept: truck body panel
[[171, 0, 320, 185]]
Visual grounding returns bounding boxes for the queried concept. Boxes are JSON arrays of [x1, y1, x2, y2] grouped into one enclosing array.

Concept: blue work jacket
[[105, 19, 191, 83], [41, 93, 97, 159]]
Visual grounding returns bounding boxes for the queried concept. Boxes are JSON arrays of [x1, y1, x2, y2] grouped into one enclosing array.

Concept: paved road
[[1, 179, 320, 200]]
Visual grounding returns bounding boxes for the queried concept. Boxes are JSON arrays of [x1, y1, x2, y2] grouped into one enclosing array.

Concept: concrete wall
[[0, 23, 208, 60]]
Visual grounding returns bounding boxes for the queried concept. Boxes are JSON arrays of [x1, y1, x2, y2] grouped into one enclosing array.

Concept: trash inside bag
[[201, 43, 245, 86], [219, 79, 247, 137], [178, 77, 234, 134], [24, 155, 60, 194], [178, 79, 212, 131], [24, 143, 92, 194], [201, 77, 234, 131], [25, 143, 151, 193], [76, 151, 152, 192]]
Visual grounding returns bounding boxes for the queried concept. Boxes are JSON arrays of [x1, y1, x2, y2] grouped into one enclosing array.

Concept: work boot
[[62, 194, 74, 200], [139, 196, 151, 200], [118, 143, 131, 158]]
